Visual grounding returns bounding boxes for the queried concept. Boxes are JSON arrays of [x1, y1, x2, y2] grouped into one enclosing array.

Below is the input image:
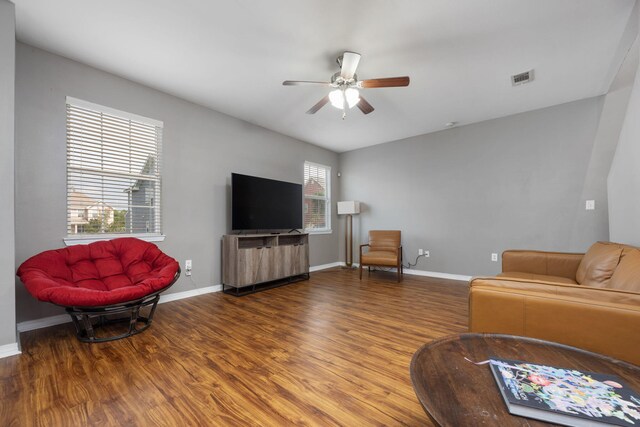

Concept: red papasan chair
[[17, 238, 180, 342]]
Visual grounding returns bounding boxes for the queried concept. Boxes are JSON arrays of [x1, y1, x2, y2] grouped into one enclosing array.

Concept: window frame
[[303, 161, 332, 234], [63, 97, 165, 246]]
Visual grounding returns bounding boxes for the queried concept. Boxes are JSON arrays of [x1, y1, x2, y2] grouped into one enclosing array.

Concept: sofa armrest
[[502, 250, 584, 280], [469, 277, 640, 365]]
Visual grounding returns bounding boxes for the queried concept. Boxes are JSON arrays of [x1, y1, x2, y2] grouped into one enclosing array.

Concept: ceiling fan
[[283, 51, 410, 119]]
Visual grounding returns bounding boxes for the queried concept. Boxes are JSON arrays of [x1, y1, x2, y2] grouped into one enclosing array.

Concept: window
[[65, 97, 163, 244], [303, 161, 331, 232]]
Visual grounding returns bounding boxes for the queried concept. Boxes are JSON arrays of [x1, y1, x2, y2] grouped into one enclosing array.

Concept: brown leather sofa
[[469, 242, 640, 365]]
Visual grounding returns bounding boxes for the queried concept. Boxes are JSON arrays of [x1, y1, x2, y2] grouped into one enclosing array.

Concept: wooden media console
[[222, 233, 309, 295]]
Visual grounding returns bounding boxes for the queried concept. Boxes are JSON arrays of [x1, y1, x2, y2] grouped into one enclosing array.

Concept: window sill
[[306, 230, 333, 235], [63, 234, 166, 246]]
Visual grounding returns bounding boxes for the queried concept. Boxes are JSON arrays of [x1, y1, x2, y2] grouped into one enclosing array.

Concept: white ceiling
[[13, 0, 637, 152]]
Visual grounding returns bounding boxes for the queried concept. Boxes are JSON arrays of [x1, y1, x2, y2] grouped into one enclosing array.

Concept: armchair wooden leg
[[359, 263, 362, 280]]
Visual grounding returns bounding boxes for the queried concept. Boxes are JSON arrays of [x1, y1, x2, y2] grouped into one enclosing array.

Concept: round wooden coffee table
[[410, 333, 640, 426]]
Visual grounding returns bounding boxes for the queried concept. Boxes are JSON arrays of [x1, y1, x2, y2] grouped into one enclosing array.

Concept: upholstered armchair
[[359, 230, 403, 282]]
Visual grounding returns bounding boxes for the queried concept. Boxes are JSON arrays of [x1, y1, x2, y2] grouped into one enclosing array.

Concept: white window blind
[[303, 161, 331, 232], [66, 97, 163, 238]]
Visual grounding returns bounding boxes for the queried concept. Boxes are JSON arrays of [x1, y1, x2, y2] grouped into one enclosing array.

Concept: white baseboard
[[17, 285, 223, 333], [314, 261, 470, 281], [0, 342, 21, 359], [17, 314, 70, 333], [310, 262, 361, 271], [309, 262, 343, 272], [403, 268, 471, 282], [158, 285, 222, 304]]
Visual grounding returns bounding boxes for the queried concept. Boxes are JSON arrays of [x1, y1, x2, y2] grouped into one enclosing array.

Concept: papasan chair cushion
[[17, 237, 179, 308]]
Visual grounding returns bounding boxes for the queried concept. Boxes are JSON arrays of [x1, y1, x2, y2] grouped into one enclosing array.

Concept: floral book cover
[[489, 358, 640, 426]]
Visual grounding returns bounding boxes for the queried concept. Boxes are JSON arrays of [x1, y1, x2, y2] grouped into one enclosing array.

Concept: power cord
[[187, 274, 199, 288], [403, 250, 429, 269], [370, 266, 395, 272]]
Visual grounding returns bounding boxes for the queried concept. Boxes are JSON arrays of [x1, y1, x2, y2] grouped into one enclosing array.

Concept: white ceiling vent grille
[[511, 69, 534, 86]]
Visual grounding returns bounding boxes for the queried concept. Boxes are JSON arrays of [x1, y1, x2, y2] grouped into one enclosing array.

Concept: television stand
[[222, 233, 309, 296]]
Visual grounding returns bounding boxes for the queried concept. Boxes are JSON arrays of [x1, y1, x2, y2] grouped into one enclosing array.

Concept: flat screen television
[[231, 173, 303, 231]]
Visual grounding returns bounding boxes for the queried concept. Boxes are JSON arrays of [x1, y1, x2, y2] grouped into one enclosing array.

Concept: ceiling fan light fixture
[[345, 88, 360, 109], [329, 89, 344, 109], [287, 51, 409, 117], [329, 88, 360, 110]]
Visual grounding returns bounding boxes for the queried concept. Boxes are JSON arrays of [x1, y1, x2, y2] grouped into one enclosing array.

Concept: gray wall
[[609, 31, 640, 244], [339, 97, 611, 277], [0, 0, 16, 346], [15, 43, 339, 322]]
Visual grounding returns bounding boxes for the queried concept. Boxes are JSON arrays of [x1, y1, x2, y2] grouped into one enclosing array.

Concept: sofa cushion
[[497, 272, 577, 285], [609, 249, 640, 292], [620, 245, 639, 259], [576, 242, 622, 287], [361, 250, 398, 266]]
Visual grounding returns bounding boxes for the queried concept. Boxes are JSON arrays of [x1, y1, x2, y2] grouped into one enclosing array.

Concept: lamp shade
[[337, 201, 361, 215]]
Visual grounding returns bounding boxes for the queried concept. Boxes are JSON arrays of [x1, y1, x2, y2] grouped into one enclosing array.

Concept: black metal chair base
[[63, 268, 180, 343], [66, 294, 161, 343], [223, 273, 310, 297]]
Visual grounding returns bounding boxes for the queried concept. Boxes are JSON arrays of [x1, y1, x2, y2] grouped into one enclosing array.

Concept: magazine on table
[[488, 358, 640, 426]]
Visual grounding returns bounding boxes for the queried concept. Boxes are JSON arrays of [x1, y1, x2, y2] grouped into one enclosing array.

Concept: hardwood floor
[[1, 268, 469, 426]]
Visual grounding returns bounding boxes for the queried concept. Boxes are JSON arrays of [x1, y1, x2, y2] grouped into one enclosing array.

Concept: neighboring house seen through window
[[66, 97, 163, 242], [303, 161, 331, 232]]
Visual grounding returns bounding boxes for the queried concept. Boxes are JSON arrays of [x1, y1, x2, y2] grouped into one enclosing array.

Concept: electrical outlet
[[424, 250, 430, 258], [185, 260, 192, 276], [418, 249, 424, 256], [491, 253, 498, 262], [586, 200, 595, 210]]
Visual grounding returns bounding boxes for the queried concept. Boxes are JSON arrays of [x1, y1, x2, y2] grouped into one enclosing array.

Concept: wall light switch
[[491, 253, 498, 262], [586, 200, 595, 210]]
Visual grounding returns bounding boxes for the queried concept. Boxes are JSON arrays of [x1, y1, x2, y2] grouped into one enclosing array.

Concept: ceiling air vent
[[511, 69, 534, 86]]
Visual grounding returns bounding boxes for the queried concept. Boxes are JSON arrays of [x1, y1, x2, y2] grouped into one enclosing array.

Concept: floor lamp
[[337, 201, 361, 268]]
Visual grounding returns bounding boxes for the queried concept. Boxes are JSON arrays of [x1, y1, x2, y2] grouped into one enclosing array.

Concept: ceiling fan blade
[[357, 96, 375, 115], [306, 96, 330, 114], [340, 51, 361, 79], [360, 76, 410, 88], [283, 80, 331, 86]]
